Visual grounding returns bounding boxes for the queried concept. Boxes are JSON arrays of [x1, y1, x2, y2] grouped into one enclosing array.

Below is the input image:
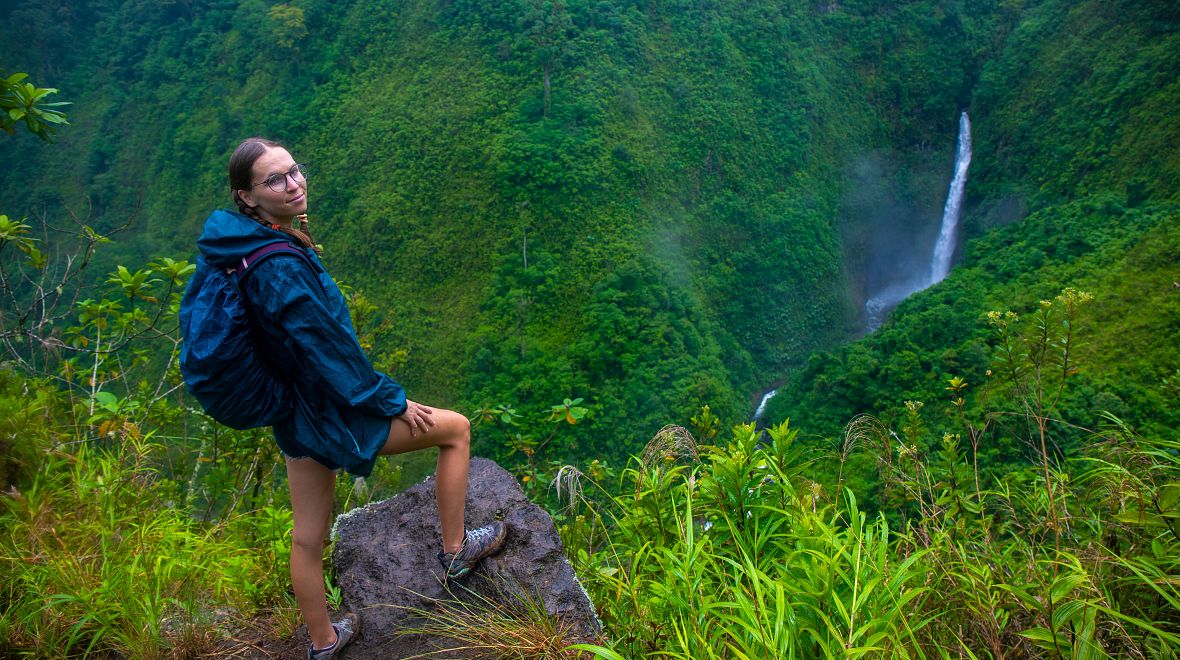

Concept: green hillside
[[763, 0, 1180, 502], [1, 0, 1017, 463]]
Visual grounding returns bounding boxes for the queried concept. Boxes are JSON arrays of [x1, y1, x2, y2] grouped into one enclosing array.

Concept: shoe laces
[[466, 525, 496, 545]]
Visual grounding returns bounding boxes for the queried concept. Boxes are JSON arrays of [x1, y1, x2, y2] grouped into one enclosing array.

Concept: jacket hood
[[196, 209, 293, 269]]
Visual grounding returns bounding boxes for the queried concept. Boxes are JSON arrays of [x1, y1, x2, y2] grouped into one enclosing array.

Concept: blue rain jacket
[[195, 209, 407, 476]]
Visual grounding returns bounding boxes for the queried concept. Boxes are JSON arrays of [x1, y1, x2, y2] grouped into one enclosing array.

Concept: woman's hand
[[400, 399, 436, 437]]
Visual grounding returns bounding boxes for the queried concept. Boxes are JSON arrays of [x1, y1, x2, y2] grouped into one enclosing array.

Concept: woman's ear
[[235, 189, 257, 208]]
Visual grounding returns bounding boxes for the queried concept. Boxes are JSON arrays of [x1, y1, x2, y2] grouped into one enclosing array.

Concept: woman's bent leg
[[379, 408, 470, 554], [286, 457, 337, 650]]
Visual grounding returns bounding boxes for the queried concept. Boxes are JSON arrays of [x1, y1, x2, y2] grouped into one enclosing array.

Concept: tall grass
[[0, 431, 294, 657], [551, 407, 1180, 658], [555, 422, 935, 658]]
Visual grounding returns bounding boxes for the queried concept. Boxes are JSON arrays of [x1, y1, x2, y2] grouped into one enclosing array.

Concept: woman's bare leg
[[379, 407, 470, 553], [286, 457, 337, 650]]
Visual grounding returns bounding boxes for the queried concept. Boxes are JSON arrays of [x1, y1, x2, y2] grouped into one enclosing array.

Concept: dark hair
[[228, 137, 319, 253]]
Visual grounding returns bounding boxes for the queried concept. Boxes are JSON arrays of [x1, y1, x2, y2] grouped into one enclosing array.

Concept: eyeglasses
[[251, 164, 307, 192]]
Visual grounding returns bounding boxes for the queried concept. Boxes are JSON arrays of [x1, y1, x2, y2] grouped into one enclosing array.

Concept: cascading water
[[754, 112, 973, 420], [863, 111, 972, 332], [930, 112, 972, 283], [753, 389, 777, 421]]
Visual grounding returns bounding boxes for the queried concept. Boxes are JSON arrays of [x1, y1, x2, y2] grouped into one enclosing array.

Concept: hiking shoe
[[437, 521, 508, 581], [308, 612, 359, 659]]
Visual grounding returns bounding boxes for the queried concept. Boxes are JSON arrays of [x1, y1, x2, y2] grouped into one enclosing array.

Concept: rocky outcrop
[[330, 458, 601, 658]]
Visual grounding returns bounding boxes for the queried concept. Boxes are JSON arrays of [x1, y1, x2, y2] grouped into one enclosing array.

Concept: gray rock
[[331, 457, 602, 658]]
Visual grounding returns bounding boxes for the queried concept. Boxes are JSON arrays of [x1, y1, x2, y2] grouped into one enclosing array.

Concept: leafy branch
[[1, 71, 69, 142]]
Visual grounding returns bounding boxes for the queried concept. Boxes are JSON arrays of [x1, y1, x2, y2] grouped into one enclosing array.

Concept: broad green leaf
[[1050, 573, 1086, 603], [1159, 483, 1180, 511], [1019, 626, 1060, 645], [93, 391, 119, 409]]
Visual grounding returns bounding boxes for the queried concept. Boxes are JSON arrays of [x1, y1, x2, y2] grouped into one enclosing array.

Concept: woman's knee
[[440, 410, 471, 450], [291, 525, 329, 554], [456, 414, 471, 449]]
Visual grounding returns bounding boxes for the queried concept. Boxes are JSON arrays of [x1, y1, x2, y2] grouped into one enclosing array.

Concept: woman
[[203, 137, 506, 659]]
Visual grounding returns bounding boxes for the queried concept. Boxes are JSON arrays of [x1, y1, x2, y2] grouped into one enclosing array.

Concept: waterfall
[[753, 389, 778, 420], [930, 112, 972, 284], [755, 113, 973, 420], [863, 111, 972, 332]]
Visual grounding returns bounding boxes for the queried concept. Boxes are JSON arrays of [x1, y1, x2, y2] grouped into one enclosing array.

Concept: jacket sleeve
[[244, 255, 408, 418]]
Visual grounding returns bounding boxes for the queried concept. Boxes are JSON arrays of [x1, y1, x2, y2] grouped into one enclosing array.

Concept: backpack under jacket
[[179, 241, 312, 430]]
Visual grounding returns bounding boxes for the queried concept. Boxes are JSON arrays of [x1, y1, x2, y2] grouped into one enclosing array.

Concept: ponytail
[[287, 214, 321, 254]]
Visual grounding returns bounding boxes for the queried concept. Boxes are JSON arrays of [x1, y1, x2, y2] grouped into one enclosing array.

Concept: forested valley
[[1, 0, 1178, 656]]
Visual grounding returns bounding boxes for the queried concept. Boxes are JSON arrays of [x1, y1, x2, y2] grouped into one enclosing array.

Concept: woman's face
[[237, 146, 307, 225]]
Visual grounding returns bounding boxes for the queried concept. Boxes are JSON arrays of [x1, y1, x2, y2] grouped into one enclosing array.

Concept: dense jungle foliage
[[2, 0, 1179, 656], [762, 0, 1180, 503], [0, 0, 1024, 463]]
